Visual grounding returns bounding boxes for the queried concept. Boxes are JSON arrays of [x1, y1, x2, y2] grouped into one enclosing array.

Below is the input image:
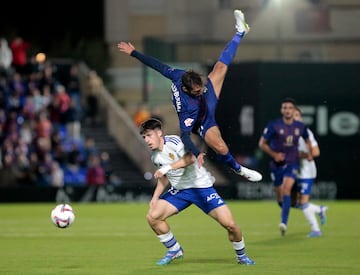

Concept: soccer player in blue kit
[[139, 118, 255, 265], [118, 10, 262, 182], [258, 98, 313, 236]]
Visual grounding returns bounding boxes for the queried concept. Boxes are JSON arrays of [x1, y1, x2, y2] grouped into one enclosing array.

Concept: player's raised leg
[[234, 9, 250, 36], [205, 127, 262, 182]]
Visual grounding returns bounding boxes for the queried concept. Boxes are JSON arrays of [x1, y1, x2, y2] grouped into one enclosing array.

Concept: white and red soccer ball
[[51, 203, 75, 228]]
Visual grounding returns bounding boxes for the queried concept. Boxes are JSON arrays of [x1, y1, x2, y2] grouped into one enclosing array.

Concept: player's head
[[139, 118, 164, 151], [181, 70, 206, 96], [281, 97, 296, 120], [293, 106, 303, 121]]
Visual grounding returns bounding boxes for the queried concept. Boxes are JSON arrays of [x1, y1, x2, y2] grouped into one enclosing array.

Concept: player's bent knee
[[146, 212, 157, 225], [146, 211, 164, 225], [225, 222, 239, 233]]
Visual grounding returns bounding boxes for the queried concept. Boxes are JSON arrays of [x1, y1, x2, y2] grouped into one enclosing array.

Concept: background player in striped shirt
[[139, 118, 255, 266], [293, 107, 328, 237], [258, 98, 313, 236], [118, 10, 262, 182]]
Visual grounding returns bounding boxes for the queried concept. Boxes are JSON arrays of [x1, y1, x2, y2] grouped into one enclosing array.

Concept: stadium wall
[[214, 62, 360, 199]]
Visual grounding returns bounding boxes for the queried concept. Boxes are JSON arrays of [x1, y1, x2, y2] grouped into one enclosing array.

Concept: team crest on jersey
[[169, 153, 175, 160], [184, 118, 194, 127], [279, 129, 284, 135], [295, 128, 300, 136]]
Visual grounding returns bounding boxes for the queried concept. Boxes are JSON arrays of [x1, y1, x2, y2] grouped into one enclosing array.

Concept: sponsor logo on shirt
[[171, 83, 182, 112], [184, 118, 194, 127]]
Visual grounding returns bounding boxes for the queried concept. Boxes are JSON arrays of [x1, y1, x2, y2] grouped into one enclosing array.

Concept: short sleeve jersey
[[150, 135, 215, 190], [298, 128, 318, 179], [262, 118, 309, 166]]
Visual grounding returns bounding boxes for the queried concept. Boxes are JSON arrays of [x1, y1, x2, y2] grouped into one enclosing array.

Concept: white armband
[[158, 165, 171, 175]]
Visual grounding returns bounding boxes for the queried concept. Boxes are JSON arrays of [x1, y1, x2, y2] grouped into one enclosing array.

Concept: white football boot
[[234, 10, 250, 35]]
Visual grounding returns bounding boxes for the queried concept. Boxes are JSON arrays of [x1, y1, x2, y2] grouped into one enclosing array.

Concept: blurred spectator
[[3, 110, 20, 137], [66, 97, 81, 141], [10, 37, 30, 75], [66, 63, 82, 116], [50, 161, 64, 188], [84, 70, 101, 125], [14, 138, 29, 157], [51, 130, 67, 166], [0, 58, 111, 190], [19, 121, 33, 145], [22, 95, 36, 120], [63, 163, 86, 186], [8, 72, 26, 113], [41, 84, 53, 110], [2, 138, 15, 169], [67, 141, 83, 168], [53, 84, 71, 125], [0, 38, 12, 76], [38, 63, 59, 92], [0, 77, 10, 109], [29, 86, 44, 114], [12, 152, 35, 185], [133, 103, 150, 127], [34, 111, 52, 139], [36, 152, 54, 185], [100, 151, 113, 183], [82, 137, 98, 166], [34, 111, 52, 159], [86, 155, 106, 186]]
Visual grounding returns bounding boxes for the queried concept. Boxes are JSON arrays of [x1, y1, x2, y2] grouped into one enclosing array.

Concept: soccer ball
[[51, 203, 75, 228]]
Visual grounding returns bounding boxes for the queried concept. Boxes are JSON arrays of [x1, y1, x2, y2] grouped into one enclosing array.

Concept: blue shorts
[[160, 186, 226, 214], [194, 85, 218, 138], [270, 164, 299, 187], [296, 178, 314, 195]]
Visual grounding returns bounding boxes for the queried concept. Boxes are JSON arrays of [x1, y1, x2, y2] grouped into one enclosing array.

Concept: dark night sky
[[0, 0, 104, 52]]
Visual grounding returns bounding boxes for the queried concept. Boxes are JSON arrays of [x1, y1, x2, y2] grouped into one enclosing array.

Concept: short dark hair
[[281, 97, 297, 106], [139, 118, 162, 135], [181, 70, 204, 92]]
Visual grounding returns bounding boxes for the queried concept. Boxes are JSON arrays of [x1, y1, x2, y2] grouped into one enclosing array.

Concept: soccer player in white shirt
[[294, 107, 328, 237], [139, 118, 255, 265]]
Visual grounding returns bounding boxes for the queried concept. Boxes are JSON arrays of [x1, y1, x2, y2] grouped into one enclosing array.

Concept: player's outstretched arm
[[117, 41, 172, 78], [117, 42, 135, 55]]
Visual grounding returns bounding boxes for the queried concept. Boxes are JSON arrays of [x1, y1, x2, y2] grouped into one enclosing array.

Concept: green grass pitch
[[1, 201, 359, 275]]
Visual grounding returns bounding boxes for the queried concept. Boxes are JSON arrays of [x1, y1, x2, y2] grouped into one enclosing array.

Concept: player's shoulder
[[170, 68, 186, 78], [164, 135, 182, 146], [267, 118, 282, 127], [307, 127, 314, 136], [293, 120, 306, 128]]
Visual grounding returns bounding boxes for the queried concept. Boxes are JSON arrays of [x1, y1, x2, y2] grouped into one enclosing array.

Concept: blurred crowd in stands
[[0, 36, 114, 188]]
